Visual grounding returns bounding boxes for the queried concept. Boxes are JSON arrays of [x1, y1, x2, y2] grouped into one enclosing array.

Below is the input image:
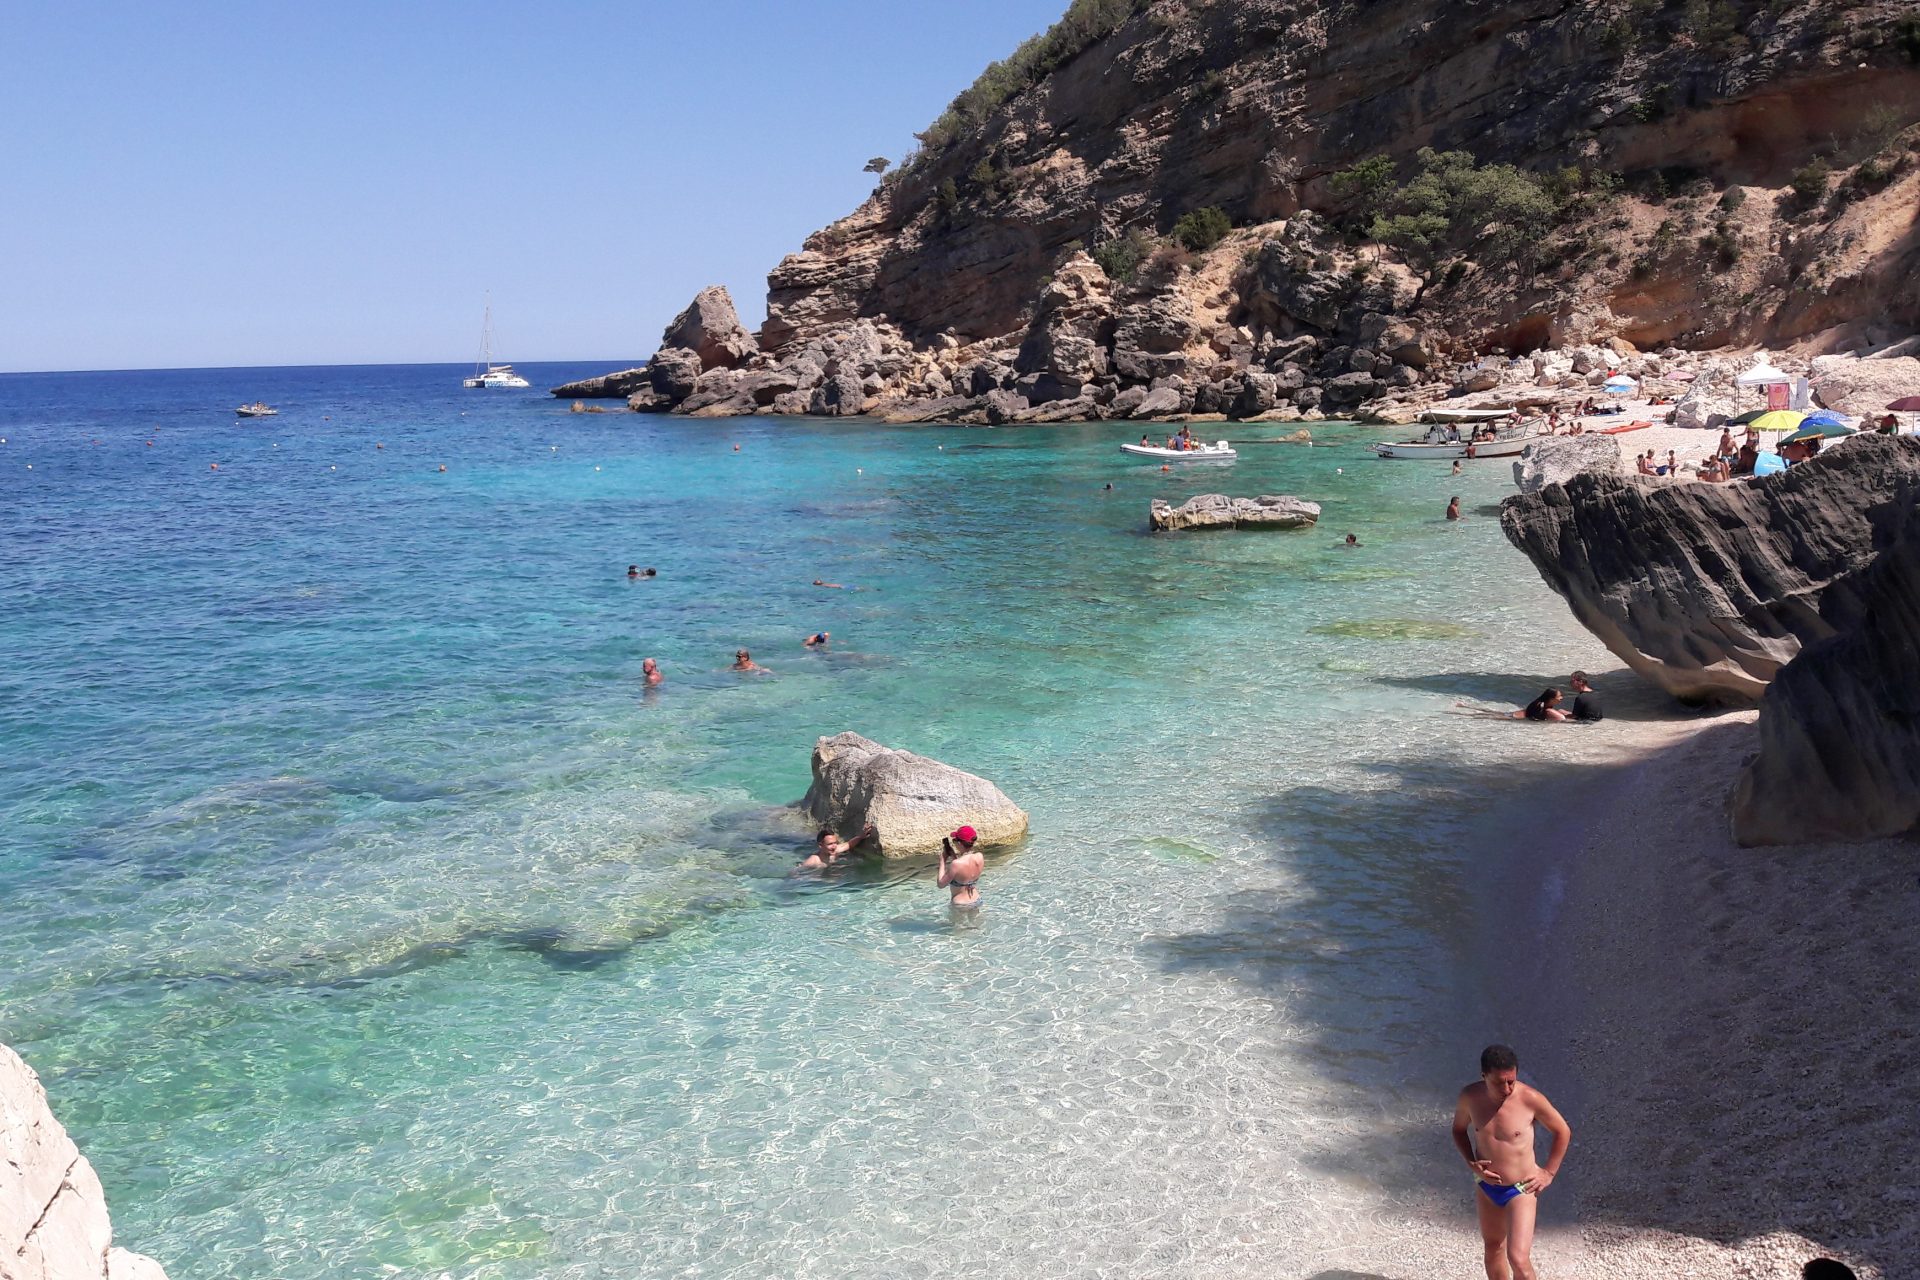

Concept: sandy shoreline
[[1459, 709, 1919, 1280]]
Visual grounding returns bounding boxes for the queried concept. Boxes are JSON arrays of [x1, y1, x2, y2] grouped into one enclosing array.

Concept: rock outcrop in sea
[[562, 1, 1920, 424], [2, 1044, 170, 1280], [1499, 436, 1920, 703], [1149, 493, 1320, 531], [1732, 506, 1920, 846], [800, 732, 1028, 856]]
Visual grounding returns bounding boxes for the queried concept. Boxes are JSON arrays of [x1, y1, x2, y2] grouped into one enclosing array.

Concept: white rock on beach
[[1810, 353, 1920, 414], [1511, 434, 1624, 493], [2, 1044, 170, 1280], [800, 732, 1028, 857]]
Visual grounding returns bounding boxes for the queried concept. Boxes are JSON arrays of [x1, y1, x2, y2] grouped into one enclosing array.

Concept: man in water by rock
[[1452, 1044, 1571, 1280], [731, 649, 768, 673], [642, 657, 663, 686], [796, 822, 877, 870]]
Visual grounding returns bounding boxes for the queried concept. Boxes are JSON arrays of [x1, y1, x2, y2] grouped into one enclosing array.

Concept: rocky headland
[[561, 0, 1920, 428], [2, 1045, 169, 1280]]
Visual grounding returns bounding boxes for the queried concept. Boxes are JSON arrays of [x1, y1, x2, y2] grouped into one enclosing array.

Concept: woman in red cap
[[938, 826, 984, 911]]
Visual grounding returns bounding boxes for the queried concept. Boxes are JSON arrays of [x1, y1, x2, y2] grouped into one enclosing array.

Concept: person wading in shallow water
[[937, 825, 984, 912], [1446, 496, 1462, 521], [1452, 1044, 1572, 1280]]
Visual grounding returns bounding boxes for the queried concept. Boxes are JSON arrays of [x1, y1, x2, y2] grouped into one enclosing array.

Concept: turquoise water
[[2, 365, 1627, 1276]]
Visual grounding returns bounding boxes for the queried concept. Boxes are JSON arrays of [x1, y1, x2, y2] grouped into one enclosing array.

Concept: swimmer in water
[[1343, 533, 1360, 548], [627, 565, 640, 579], [812, 579, 848, 589], [641, 657, 663, 686], [731, 648, 768, 673], [1446, 496, 1462, 521], [796, 822, 877, 870], [804, 631, 830, 648], [1452, 459, 1463, 476]]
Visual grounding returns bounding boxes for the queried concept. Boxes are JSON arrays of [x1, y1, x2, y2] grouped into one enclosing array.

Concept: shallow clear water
[[2, 365, 1626, 1276]]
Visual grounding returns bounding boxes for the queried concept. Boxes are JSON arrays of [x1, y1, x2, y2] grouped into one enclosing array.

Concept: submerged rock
[[1150, 493, 1321, 531], [1500, 435, 1920, 702], [2, 1044, 170, 1280], [800, 733, 1027, 857], [1732, 512, 1920, 845], [1511, 434, 1623, 494]]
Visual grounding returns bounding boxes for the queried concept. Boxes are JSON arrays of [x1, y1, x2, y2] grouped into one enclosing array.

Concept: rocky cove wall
[[2, 1044, 169, 1280]]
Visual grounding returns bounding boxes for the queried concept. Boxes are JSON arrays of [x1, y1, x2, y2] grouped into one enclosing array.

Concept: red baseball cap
[[950, 825, 978, 844]]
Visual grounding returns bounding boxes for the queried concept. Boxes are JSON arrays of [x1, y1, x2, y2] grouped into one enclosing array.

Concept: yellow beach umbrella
[[1748, 410, 1805, 433]]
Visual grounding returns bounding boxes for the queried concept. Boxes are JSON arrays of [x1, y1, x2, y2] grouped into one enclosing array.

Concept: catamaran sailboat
[[462, 299, 530, 388]]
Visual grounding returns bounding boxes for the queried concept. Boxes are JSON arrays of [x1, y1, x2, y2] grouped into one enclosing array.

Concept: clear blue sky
[[1, 1, 1068, 372]]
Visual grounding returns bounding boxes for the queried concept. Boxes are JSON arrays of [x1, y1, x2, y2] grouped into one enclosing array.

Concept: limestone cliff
[[1732, 502, 1920, 844], [2, 1045, 169, 1280], [1498, 435, 1920, 703], [581, 0, 1920, 420]]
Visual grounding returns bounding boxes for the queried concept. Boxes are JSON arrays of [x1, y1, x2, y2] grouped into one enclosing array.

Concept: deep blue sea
[[0, 362, 1638, 1277]]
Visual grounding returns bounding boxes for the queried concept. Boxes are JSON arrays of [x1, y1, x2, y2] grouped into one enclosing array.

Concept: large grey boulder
[[1810, 353, 1920, 414], [1149, 493, 1321, 531], [646, 347, 703, 404], [2, 1044, 170, 1280], [1131, 386, 1185, 419], [1500, 435, 1920, 702], [549, 367, 651, 399], [800, 733, 1028, 857], [808, 371, 867, 417], [661, 286, 758, 371], [1512, 434, 1624, 493], [1732, 510, 1920, 845]]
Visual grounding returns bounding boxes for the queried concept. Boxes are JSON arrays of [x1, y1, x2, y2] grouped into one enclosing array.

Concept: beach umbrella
[[1748, 410, 1805, 434], [1781, 421, 1857, 444], [1603, 375, 1635, 392], [1798, 410, 1852, 429], [1887, 396, 1920, 411], [1729, 409, 1771, 425]]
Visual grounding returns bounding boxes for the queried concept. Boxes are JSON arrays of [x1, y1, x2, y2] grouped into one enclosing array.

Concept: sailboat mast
[[476, 294, 493, 374]]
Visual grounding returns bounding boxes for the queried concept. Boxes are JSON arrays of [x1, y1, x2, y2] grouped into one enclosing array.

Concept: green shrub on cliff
[[913, 0, 1150, 155], [1172, 206, 1232, 252], [1364, 148, 1555, 301], [1092, 228, 1156, 283]]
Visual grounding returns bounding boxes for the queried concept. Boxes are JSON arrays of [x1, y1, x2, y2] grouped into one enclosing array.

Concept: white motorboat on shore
[[235, 402, 278, 418], [1369, 418, 1545, 459], [1418, 406, 1517, 423], [1121, 441, 1237, 462]]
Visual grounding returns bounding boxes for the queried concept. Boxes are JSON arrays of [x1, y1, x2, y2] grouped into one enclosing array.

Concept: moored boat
[[1121, 441, 1237, 462], [1369, 418, 1545, 459], [235, 402, 278, 418]]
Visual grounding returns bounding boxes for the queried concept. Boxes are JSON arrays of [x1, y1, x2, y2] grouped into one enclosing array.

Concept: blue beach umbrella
[[1798, 411, 1851, 429]]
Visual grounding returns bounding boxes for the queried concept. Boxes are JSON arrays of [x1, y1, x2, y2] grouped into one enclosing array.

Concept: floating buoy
[[147, 441, 154, 447], [25, 464, 31, 469], [594, 465, 602, 472], [856, 468, 863, 475], [1336, 467, 1343, 474], [330, 465, 336, 471], [733, 444, 741, 452], [376, 443, 384, 450], [438, 464, 447, 472], [551, 446, 557, 452]]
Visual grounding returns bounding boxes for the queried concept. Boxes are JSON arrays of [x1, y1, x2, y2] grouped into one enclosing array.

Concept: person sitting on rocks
[[797, 822, 877, 870]]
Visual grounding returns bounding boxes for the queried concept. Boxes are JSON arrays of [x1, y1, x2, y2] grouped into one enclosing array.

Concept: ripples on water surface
[[2, 364, 1633, 1276]]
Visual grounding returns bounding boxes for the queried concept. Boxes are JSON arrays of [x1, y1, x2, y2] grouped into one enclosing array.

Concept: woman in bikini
[[937, 825, 985, 912]]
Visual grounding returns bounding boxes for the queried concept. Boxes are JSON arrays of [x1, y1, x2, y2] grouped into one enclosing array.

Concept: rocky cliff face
[[1499, 435, 1920, 703], [1732, 502, 1920, 845], [2, 1045, 169, 1280], [589, 0, 1920, 421]]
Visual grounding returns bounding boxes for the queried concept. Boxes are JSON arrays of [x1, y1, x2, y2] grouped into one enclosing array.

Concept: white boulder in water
[[2, 1043, 170, 1280], [1149, 493, 1320, 531], [801, 732, 1028, 857]]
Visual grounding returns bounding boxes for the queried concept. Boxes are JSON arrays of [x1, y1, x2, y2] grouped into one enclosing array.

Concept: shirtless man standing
[[1451, 1044, 1572, 1280]]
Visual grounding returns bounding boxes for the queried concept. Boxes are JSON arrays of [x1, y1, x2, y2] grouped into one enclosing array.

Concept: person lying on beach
[[642, 657, 663, 686], [803, 631, 830, 648], [797, 821, 877, 870], [1452, 1043, 1571, 1280], [731, 649, 769, 673]]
